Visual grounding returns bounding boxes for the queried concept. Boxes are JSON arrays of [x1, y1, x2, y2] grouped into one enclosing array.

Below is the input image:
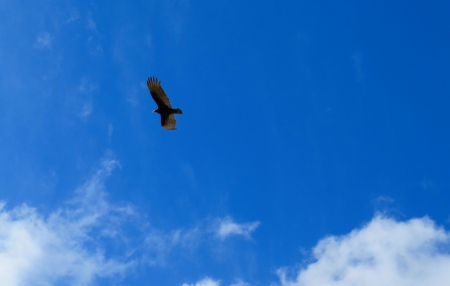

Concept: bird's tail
[[173, 108, 183, 114]]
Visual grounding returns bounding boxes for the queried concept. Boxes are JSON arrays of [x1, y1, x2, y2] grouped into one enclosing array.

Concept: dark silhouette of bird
[[147, 77, 182, 130]]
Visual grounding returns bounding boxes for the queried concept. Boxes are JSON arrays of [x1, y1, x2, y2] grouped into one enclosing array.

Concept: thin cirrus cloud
[[143, 226, 201, 266], [277, 215, 450, 286], [143, 216, 261, 265], [215, 216, 260, 240]]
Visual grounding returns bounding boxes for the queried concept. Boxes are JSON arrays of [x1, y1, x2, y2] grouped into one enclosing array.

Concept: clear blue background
[[1, 0, 450, 285]]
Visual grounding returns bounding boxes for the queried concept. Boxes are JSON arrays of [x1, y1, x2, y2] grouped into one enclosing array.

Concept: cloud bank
[[3, 161, 448, 286], [277, 215, 450, 286]]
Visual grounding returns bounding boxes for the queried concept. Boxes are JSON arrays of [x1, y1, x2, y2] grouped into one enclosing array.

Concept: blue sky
[[1, 0, 450, 285]]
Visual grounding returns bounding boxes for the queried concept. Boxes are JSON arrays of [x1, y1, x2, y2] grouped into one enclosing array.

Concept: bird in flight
[[147, 77, 183, 130]]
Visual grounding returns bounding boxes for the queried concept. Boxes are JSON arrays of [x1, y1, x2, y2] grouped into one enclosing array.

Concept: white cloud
[[0, 158, 135, 286], [182, 277, 221, 286], [34, 32, 51, 49], [277, 215, 450, 286], [216, 216, 260, 240]]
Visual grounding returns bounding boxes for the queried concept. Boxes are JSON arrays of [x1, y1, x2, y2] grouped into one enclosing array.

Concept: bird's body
[[153, 107, 182, 115], [147, 77, 182, 130]]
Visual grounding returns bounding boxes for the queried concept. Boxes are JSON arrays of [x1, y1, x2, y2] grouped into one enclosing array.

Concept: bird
[[147, 77, 182, 130]]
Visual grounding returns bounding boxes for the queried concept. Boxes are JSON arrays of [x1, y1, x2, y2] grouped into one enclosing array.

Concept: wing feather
[[147, 77, 172, 108], [161, 114, 177, 130]]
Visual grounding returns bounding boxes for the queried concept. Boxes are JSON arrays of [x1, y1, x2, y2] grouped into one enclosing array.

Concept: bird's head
[[153, 108, 160, 114]]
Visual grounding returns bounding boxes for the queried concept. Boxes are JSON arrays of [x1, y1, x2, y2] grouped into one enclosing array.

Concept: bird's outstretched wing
[[147, 77, 172, 108], [161, 114, 177, 130]]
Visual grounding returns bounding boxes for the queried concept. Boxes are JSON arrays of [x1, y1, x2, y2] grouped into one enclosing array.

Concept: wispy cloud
[[277, 215, 450, 286], [371, 196, 395, 204], [80, 101, 93, 119], [215, 216, 260, 240], [86, 11, 97, 31], [0, 158, 135, 286], [144, 226, 201, 266], [34, 32, 52, 49], [181, 277, 250, 286], [143, 216, 260, 266], [85, 10, 103, 56], [87, 36, 103, 56], [182, 277, 221, 286], [66, 7, 80, 23], [77, 77, 98, 120]]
